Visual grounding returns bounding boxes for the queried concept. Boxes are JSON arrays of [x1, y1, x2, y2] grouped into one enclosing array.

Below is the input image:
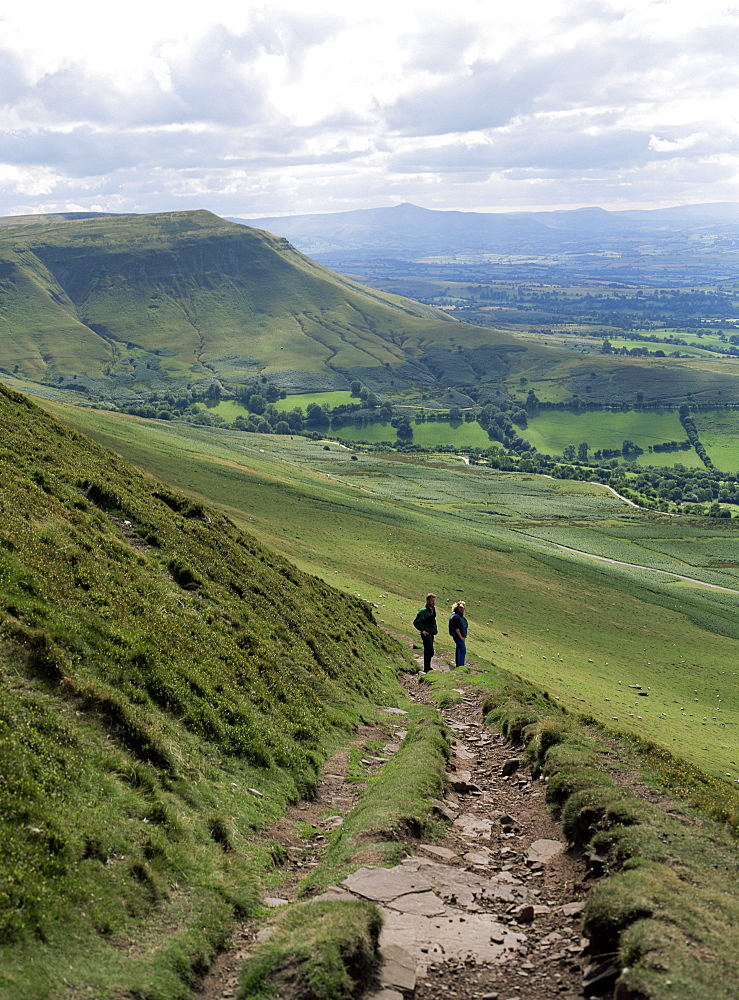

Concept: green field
[[525, 409, 705, 467], [39, 399, 739, 785], [696, 409, 739, 474], [332, 418, 493, 448], [273, 391, 356, 411]]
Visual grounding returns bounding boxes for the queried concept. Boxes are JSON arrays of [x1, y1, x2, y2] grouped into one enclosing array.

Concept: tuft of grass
[[237, 899, 382, 1000]]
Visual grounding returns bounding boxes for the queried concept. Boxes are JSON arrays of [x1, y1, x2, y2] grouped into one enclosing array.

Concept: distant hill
[[241, 202, 739, 282], [1, 209, 737, 408], [0, 381, 402, 978], [0, 209, 454, 399]]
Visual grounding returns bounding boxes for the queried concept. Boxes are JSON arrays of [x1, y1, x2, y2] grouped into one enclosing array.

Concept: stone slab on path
[[526, 838, 566, 865], [337, 859, 531, 988]]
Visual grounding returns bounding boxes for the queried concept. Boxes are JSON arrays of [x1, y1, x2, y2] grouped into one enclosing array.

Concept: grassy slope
[[37, 400, 739, 787], [0, 211, 461, 381], [1, 211, 738, 406], [0, 384, 407, 999]]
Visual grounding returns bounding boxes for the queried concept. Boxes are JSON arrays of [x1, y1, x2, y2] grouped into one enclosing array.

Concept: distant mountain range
[[241, 202, 739, 282]]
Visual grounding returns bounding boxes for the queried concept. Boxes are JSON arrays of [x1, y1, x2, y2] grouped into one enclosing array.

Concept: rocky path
[[379, 667, 590, 1000], [196, 655, 592, 1000]]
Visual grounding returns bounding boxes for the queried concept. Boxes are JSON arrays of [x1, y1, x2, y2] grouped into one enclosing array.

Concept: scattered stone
[[515, 904, 535, 923], [320, 815, 344, 830], [450, 774, 483, 794], [366, 991, 404, 1000], [454, 813, 493, 838], [558, 901, 585, 917], [247, 787, 264, 796], [419, 843, 458, 860], [499, 813, 516, 826], [386, 891, 448, 916], [526, 839, 566, 865], [382, 707, 408, 715], [464, 850, 493, 867], [262, 896, 289, 908], [380, 943, 417, 993], [428, 799, 459, 822], [341, 865, 433, 902], [501, 758, 521, 777]]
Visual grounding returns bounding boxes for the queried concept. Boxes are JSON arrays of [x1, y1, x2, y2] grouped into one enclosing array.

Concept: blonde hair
[[452, 601, 466, 613]]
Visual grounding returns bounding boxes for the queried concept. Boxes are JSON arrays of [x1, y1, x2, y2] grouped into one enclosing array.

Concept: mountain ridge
[[240, 201, 739, 275]]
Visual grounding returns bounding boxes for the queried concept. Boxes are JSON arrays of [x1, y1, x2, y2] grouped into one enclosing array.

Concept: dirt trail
[[196, 651, 592, 1000]]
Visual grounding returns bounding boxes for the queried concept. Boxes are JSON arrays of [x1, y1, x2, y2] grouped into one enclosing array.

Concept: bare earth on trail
[[196, 653, 591, 1000], [378, 668, 589, 1000]]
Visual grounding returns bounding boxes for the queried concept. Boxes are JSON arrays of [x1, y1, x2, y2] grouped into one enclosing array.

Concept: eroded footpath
[[350, 671, 589, 1000], [197, 665, 592, 1000]]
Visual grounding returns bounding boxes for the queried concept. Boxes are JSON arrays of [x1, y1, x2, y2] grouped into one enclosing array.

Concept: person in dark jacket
[[449, 600, 468, 667], [413, 593, 437, 672]]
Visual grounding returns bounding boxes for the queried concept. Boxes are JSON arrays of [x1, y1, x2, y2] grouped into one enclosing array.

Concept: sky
[[0, 0, 737, 219]]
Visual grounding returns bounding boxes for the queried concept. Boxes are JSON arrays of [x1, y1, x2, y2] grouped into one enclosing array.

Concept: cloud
[[0, 2, 737, 216]]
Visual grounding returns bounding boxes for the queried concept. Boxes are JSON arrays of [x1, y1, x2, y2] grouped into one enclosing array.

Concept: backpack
[[448, 614, 460, 637]]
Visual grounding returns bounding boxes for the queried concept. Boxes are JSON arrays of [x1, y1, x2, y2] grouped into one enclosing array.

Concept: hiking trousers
[[422, 632, 434, 671], [454, 638, 466, 667]]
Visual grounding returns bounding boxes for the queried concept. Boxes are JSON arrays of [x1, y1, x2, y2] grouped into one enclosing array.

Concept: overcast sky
[[1, 0, 737, 219]]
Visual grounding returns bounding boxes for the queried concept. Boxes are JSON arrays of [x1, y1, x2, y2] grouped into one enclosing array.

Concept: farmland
[[697, 409, 739, 472], [523, 409, 707, 468]]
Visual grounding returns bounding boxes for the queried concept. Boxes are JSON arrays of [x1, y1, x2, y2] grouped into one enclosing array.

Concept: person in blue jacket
[[449, 600, 468, 667]]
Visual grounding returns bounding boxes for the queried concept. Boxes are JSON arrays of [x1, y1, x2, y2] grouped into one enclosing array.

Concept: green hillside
[[1, 211, 737, 409], [33, 398, 739, 784], [0, 383, 404, 997], [0, 211, 454, 389]]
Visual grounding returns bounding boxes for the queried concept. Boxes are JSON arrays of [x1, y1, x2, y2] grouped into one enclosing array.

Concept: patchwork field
[[36, 398, 739, 786], [524, 409, 706, 467]]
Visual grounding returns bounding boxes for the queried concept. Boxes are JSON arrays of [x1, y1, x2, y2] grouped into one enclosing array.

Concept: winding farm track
[[555, 543, 739, 594]]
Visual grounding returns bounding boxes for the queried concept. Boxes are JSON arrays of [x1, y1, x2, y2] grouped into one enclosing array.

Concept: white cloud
[[0, 0, 737, 216]]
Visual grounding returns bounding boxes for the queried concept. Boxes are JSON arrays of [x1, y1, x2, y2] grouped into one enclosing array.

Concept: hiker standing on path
[[449, 600, 468, 668], [413, 593, 437, 673]]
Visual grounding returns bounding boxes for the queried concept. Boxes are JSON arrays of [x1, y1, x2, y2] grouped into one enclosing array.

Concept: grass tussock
[[238, 899, 382, 1000], [484, 679, 739, 1000]]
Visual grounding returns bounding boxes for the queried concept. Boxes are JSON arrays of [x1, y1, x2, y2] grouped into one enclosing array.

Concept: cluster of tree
[[477, 402, 530, 445], [601, 341, 672, 358], [679, 405, 714, 470], [601, 338, 739, 359], [650, 440, 692, 454], [495, 449, 736, 515]]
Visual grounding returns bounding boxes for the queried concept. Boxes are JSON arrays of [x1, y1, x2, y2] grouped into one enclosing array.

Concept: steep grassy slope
[[1, 210, 737, 407], [0, 383, 405, 998], [0, 211, 455, 388]]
